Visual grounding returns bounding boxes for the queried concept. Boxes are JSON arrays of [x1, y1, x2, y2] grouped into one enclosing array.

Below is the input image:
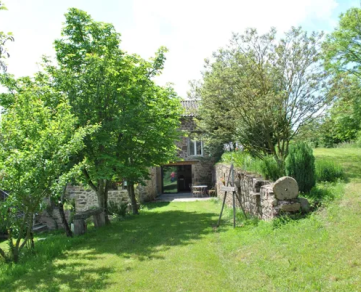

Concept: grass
[[1, 148, 361, 291]]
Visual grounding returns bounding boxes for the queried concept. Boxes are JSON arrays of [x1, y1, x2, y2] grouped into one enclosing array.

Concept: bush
[[356, 131, 361, 147], [221, 152, 284, 181], [315, 160, 344, 182], [260, 156, 284, 181], [285, 142, 315, 193], [108, 201, 128, 219]]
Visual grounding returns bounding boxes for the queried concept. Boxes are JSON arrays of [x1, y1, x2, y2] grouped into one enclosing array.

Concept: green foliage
[[260, 156, 284, 181], [0, 74, 93, 262], [108, 201, 128, 219], [321, 77, 361, 146], [315, 160, 344, 182], [222, 151, 283, 181], [356, 131, 361, 147], [49, 8, 182, 215], [195, 27, 330, 164], [285, 143, 316, 193], [0, 1, 14, 72], [321, 8, 361, 147], [0, 148, 359, 290], [323, 8, 361, 76], [304, 182, 345, 206]]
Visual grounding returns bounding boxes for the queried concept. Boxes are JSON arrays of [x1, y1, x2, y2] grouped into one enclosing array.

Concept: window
[[188, 139, 203, 156]]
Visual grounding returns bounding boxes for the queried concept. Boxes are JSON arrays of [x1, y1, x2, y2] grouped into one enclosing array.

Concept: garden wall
[[215, 164, 303, 220], [37, 207, 71, 230]]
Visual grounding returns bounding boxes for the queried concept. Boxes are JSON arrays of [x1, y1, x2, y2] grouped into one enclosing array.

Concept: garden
[[1, 2, 361, 291], [1, 148, 361, 291]]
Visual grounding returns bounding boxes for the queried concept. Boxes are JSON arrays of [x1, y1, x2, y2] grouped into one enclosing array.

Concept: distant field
[[1, 148, 361, 291]]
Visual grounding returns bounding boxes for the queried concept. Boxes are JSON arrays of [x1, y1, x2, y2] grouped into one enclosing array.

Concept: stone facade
[[40, 103, 215, 229], [216, 163, 304, 220], [170, 117, 214, 187], [67, 185, 133, 213]]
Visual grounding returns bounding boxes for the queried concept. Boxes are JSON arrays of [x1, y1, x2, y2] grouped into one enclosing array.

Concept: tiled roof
[[181, 100, 199, 117]]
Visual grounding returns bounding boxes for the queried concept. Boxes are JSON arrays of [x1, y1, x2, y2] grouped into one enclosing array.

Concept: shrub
[[260, 156, 284, 181], [356, 131, 361, 148], [285, 142, 316, 193], [315, 160, 344, 182], [108, 201, 128, 219], [222, 152, 284, 181]]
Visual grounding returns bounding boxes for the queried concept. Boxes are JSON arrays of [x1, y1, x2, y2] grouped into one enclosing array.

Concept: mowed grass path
[[1, 148, 361, 291]]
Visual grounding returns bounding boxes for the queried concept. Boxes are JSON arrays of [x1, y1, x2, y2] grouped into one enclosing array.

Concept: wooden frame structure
[[217, 164, 247, 228]]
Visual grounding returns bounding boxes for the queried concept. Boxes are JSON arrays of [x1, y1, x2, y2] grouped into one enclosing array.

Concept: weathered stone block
[[93, 212, 106, 228], [73, 219, 87, 236], [297, 197, 311, 213], [279, 202, 301, 212]]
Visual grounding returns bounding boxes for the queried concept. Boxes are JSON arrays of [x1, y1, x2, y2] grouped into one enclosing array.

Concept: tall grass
[[221, 152, 283, 181], [315, 160, 344, 182], [285, 142, 315, 193]]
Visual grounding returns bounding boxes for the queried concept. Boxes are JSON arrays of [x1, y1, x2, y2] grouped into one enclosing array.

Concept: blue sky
[[0, 0, 359, 98]]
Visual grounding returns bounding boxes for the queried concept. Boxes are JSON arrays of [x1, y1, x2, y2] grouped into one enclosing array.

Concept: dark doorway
[[161, 165, 192, 193]]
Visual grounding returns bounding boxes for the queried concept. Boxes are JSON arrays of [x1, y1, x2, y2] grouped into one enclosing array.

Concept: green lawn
[[1, 148, 361, 291]]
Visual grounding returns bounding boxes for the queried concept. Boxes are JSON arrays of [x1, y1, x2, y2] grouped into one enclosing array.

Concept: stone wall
[[216, 164, 303, 220], [138, 167, 159, 201], [176, 117, 196, 160], [38, 207, 71, 230], [67, 185, 135, 213], [175, 117, 215, 187]]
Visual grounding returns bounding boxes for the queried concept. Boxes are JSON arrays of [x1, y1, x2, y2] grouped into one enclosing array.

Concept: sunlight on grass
[[1, 148, 361, 291]]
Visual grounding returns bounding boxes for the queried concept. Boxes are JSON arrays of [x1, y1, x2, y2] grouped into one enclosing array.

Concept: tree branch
[[82, 168, 98, 192]]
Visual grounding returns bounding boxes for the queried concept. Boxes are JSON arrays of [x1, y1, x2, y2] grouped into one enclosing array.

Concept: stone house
[[140, 100, 215, 199], [60, 100, 214, 214]]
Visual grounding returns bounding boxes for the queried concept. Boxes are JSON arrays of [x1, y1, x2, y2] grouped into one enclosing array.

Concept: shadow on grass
[[1, 208, 222, 291], [142, 201, 170, 210], [162, 184, 177, 193]]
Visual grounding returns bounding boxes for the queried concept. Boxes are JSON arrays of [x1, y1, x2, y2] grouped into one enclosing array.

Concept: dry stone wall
[[216, 164, 304, 220], [66, 185, 139, 213]]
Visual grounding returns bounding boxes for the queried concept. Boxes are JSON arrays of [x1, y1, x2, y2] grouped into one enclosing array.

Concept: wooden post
[[217, 164, 238, 228], [217, 191, 227, 227], [232, 168, 236, 228]]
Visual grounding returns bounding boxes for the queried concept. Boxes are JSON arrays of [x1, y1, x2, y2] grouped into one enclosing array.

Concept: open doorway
[[161, 165, 192, 193]]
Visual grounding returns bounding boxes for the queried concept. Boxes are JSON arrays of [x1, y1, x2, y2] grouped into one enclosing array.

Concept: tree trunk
[[104, 180, 110, 225], [96, 179, 111, 225], [12, 247, 19, 263], [30, 232, 35, 250], [0, 247, 8, 262], [127, 182, 138, 215], [59, 184, 73, 237], [59, 202, 73, 237]]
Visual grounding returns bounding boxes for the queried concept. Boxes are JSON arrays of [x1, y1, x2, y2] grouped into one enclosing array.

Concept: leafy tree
[[323, 7, 361, 77], [0, 74, 93, 263], [195, 27, 330, 165], [0, 1, 14, 71], [49, 9, 181, 216], [322, 8, 361, 145], [323, 77, 361, 145]]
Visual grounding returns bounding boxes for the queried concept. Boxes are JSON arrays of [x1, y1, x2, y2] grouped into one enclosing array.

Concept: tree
[[0, 1, 14, 71], [323, 7, 361, 77], [49, 9, 181, 217], [322, 7, 361, 145], [0, 74, 93, 262], [195, 27, 330, 165]]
